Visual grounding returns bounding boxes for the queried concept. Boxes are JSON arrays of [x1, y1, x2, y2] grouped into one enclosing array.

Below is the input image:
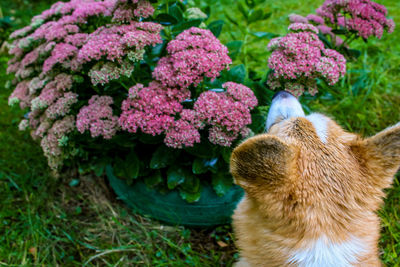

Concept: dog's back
[[230, 91, 400, 266]]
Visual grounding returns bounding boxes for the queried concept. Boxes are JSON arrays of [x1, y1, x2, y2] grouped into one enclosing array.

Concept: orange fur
[[230, 116, 400, 267]]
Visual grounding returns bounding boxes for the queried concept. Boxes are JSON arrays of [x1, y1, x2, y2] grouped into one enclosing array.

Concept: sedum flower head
[[316, 0, 395, 39], [267, 23, 346, 97], [194, 83, 257, 147], [76, 95, 120, 139], [153, 27, 232, 89], [186, 8, 208, 20], [18, 119, 29, 131]]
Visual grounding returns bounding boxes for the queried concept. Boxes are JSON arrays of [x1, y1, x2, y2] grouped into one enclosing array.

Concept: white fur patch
[[287, 235, 366, 267], [266, 96, 305, 131], [306, 113, 329, 143]]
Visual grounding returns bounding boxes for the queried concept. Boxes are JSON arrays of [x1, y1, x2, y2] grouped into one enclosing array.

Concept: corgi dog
[[230, 91, 400, 267]]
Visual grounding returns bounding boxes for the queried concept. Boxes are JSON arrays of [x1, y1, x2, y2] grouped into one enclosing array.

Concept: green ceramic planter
[[106, 165, 244, 227]]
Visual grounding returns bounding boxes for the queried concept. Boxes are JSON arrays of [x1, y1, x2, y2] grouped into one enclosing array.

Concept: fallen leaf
[[217, 241, 228, 247]]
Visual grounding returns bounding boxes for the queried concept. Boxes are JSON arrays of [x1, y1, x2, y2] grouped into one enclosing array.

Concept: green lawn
[[0, 0, 399, 266]]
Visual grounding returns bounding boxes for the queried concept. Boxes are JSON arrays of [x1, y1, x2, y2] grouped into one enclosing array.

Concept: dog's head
[[231, 91, 400, 219]]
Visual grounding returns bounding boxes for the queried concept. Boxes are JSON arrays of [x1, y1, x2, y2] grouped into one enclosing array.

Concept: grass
[[1, 0, 399, 266]]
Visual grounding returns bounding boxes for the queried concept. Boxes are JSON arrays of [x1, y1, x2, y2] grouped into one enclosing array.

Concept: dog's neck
[[288, 235, 367, 267]]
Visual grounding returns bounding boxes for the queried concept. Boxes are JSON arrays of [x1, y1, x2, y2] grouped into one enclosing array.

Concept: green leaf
[[237, 3, 248, 21], [204, 6, 211, 17], [317, 33, 333, 49], [113, 152, 140, 180], [192, 158, 209, 174], [250, 111, 267, 134], [224, 12, 239, 27], [93, 164, 106, 177], [169, 3, 183, 21], [172, 19, 202, 34], [92, 158, 109, 177], [111, 134, 136, 148], [226, 40, 243, 60], [245, 0, 255, 8], [126, 152, 140, 179], [138, 159, 152, 177], [180, 172, 200, 193], [228, 64, 246, 83], [220, 147, 232, 164], [346, 48, 361, 59], [212, 173, 233, 196], [207, 20, 224, 38], [150, 145, 181, 169], [179, 188, 201, 203], [156, 13, 178, 25], [262, 12, 272, 20], [251, 81, 271, 104], [248, 9, 263, 23], [251, 31, 278, 39], [204, 6, 211, 18], [167, 166, 186, 189], [185, 140, 217, 158], [144, 170, 163, 188], [192, 157, 219, 174], [151, 42, 166, 57], [179, 171, 201, 202]]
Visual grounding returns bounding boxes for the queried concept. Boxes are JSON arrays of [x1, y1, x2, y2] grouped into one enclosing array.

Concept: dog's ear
[[230, 134, 296, 189], [353, 123, 400, 185]]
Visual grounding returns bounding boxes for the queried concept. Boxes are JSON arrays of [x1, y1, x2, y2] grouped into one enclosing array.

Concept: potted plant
[[6, 0, 267, 226]]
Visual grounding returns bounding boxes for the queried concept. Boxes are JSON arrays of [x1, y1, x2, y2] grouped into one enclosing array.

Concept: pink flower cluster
[[120, 81, 257, 148], [31, 0, 115, 26], [119, 82, 190, 136], [8, 0, 160, 84], [112, 0, 154, 22], [290, 0, 395, 46], [79, 22, 162, 84], [289, 14, 345, 46], [46, 92, 79, 119], [89, 61, 135, 86], [43, 43, 78, 73], [316, 0, 395, 39], [267, 23, 346, 97], [163, 108, 202, 148], [77, 96, 120, 139], [118, 27, 254, 148], [8, 80, 31, 109], [194, 82, 257, 146], [40, 115, 76, 169], [153, 27, 232, 88], [30, 74, 74, 111], [8, 0, 257, 170], [7, 0, 159, 168]]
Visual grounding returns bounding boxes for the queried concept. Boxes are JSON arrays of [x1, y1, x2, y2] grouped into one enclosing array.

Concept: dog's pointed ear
[[230, 134, 296, 189], [355, 122, 400, 180]]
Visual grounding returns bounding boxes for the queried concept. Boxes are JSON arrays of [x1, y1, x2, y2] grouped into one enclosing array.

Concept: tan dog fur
[[230, 115, 400, 267]]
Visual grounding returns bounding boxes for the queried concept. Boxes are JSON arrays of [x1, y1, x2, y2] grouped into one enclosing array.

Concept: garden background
[[0, 0, 399, 266]]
